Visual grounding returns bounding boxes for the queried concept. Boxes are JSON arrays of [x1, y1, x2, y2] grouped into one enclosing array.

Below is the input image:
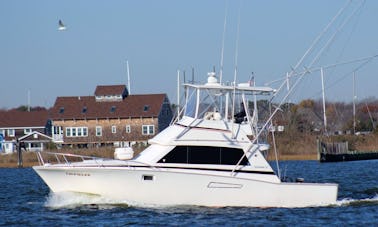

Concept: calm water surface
[[0, 160, 377, 226]]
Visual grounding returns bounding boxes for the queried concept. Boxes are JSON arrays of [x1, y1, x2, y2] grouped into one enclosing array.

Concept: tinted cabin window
[[158, 146, 249, 165]]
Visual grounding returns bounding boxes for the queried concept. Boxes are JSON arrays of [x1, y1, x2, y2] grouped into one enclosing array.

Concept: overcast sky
[[1, 0, 378, 109]]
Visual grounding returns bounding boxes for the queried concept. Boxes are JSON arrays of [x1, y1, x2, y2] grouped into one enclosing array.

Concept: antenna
[[126, 60, 131, 94], [231, 2, 242, 139], [177, 70, 180, 118]]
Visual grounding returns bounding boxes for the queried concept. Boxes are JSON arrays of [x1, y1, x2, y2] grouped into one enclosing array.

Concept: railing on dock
[[318, 141, 349, 154]]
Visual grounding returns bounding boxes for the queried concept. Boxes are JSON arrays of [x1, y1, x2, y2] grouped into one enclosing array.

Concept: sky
[[1, 0, 378, 109]]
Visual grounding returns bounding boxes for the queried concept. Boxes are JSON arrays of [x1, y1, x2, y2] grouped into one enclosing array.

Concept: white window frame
[[96, 126, 102, 137], [0, 129, 5, 136], [66, 128, 71, 137], [77, 127, 82, 137], [65, 127, 88, 137], [111, 125, 117, 134], [142, 125, 155, 135], [126, 125, 131, 133], [24, 128, 32, 134], [8, 129, 15, 137]]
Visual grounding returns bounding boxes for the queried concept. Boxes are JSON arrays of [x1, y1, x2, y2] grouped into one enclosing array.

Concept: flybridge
[[183, 73, 276, 95]]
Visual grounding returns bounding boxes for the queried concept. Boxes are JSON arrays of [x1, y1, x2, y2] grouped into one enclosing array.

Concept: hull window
[[158, 146, 249, 165], [142, 175, 154, 181]]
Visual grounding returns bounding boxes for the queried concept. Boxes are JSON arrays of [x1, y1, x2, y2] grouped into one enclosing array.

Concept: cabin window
[[142, 125, 154, 135], [158, 146, 249, 165], [96, 126, 102, 136], [111, 125, 117, 134], [126, 125, 131, 133]]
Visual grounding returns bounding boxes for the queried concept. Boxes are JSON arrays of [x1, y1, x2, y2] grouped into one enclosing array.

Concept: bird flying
[[58, 20, 66, 31]]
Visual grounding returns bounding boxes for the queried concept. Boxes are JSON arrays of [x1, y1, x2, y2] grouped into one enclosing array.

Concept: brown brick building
[[49, 85, 173, 148]]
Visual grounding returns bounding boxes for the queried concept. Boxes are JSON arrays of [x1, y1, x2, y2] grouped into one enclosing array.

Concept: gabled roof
[[0, 110, 48, 128], [18, 131, 52, 141], [50, 94, 168, 120], [94, 85, 127, 96]]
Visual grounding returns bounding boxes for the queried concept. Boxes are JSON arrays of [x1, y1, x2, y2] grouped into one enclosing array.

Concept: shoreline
[[0, 151, 318, 168]]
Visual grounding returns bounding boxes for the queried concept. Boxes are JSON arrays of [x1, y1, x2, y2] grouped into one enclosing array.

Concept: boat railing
[[34, 151, 159, 169], [35, 151, 108, 166]]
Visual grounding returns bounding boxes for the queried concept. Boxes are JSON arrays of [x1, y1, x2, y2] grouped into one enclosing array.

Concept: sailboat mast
[[320, 67, 327, 135], [353, 71, 356, 134], [126, 60, 131, 94]]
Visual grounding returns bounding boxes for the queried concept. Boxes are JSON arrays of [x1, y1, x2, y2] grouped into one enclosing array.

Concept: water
[[0, 160, 377, 226]]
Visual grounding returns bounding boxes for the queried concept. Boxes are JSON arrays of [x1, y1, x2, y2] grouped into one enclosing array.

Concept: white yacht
[[33, 72, 338, 207]]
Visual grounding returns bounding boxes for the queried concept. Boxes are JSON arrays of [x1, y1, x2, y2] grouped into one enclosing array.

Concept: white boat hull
[[33, 165, 338, 208]]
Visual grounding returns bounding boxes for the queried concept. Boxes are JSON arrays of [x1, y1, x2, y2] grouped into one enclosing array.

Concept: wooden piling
[[17, 140, 23, 168]]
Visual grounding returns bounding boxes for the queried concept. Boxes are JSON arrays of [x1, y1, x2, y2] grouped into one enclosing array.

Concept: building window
[[126, 125, 131, 133], [24, 128, 32, 134], [72, 128, 77, 137], [66, 128, 71, 137], [53, 126, 63, 135], [111, 125, 117, 134], [110, 106, 116, 113], [8, 129, 15, 137], [82, 106, 87, 114], [59, 107, 64, 114], [96, 126, 102, 136], [0, 129, 5, 136], [143, 105, 150, 112], [142, 125, 154, 135], [65, 127, 88, 137], [77, 127, 82, 136]]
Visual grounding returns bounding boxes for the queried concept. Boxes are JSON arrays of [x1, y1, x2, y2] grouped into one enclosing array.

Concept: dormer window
[[82, 106, 87, 114], [59, 107, 64, 114], [110, 106, 116, 113], [143, 105, 150, 112]]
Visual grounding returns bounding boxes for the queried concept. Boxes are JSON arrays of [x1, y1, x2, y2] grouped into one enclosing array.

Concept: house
[[0, 110, 51, 153], [49, 85, 173, 148]]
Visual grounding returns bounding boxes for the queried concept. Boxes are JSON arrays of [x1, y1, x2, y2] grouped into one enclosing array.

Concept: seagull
[[58, 20, 66, 31]]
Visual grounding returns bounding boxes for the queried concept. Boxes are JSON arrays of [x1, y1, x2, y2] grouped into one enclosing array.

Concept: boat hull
[[33, 165, 338, 208]]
